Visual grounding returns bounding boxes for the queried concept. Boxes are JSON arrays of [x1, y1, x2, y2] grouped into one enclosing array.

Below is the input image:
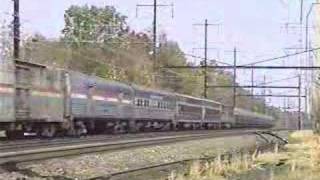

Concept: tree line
[[0, 5, 280, 115]]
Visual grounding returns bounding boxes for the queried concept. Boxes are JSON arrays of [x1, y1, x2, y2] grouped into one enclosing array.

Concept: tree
[[0, 20, 13, 62], [19, 4, 279, 119], [62, 5, 128, 48]]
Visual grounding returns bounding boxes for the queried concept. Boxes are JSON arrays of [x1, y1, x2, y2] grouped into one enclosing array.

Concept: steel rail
[[0, 130, 237, 152], [0, 129, 279, 165]]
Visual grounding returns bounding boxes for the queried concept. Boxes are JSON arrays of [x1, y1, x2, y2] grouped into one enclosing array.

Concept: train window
[[143, 99, 149, 107], [136, 99, 143, 106]]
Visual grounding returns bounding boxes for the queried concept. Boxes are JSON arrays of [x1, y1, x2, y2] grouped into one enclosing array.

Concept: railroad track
[[0, 132, 170, 152], [0, 129, 288, 165], [0, 130, 239, 152], [0, 128, 274, 152]]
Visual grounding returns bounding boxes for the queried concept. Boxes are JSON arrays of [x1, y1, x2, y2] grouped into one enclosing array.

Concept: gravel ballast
[[0, 133, 283, 179]]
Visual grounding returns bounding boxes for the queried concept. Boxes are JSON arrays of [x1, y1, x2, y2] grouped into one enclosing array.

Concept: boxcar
[[1, 61, 65, 137], [0, 60, 16, 132]]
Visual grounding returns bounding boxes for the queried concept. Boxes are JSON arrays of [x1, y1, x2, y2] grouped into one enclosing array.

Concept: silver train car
[[0, 61, 274, 138], [233, 108, 274, 128]]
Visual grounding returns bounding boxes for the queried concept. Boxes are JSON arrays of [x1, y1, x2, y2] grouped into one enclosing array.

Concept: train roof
[[175, 93, 221, 104], [175, 93, 223, 107], [69, 70, 134, 91]]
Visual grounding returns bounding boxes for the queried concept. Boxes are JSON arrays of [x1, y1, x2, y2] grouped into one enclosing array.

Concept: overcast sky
[[0, 0, 316, 109]]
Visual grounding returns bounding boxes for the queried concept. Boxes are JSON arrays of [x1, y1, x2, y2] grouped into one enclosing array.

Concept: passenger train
[[0, 61, 274, 138]]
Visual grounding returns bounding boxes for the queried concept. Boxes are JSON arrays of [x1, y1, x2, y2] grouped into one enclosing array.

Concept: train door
[[15, 64, 31, 120], [63, 71, 71, 119], [87, 82, 96, 115]]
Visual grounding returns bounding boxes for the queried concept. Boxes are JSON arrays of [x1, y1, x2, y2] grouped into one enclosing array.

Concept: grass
[[168, 152, 256, 180], [168, 130, 320, 180]]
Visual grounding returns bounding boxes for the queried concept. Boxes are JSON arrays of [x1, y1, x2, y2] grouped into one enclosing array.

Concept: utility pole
[[283, 98, 287, 129], [136, 1, 174, 72], [300, 0, 304, 24], [204, 19, 208, 98], [298, 75, 302, 130], [251, 67, 254, 95], [306, 3, 320, 51], [233, 47, 237, 109], [13, 0, 20, 60], [263, 75, 267, 113], [153, 0, 157, 70], [193, 20, 220, 98], [305, 87, 308, 126]]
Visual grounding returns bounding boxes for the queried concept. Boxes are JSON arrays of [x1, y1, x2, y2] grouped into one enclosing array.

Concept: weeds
[[168, 152, 255, 180], [168, 130, 320, 180]]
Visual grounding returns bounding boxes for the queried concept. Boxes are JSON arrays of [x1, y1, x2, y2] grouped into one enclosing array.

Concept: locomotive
[[0, 60, 274, 138]]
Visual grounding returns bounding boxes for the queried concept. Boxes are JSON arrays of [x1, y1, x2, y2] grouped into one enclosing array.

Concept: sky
[[0, 0, 317, 109]]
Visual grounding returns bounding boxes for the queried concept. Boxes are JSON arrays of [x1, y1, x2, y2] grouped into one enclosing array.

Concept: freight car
[[0, 61, 274, 138]]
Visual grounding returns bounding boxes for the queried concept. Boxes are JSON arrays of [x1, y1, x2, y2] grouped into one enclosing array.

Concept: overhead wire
[[257, 75, 300, 86], [242, 47, 320, 66]]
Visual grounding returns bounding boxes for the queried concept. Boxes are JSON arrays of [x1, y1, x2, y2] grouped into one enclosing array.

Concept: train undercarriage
[[1, 118, 235, 139]]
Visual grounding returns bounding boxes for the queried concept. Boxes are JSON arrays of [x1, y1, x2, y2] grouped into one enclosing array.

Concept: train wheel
[[113, 123, 125, 134], [75, 121, 88, 137], [173, 123, 179, 131], [162, 122, 171, 131], [41, 124, 57, 138]]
